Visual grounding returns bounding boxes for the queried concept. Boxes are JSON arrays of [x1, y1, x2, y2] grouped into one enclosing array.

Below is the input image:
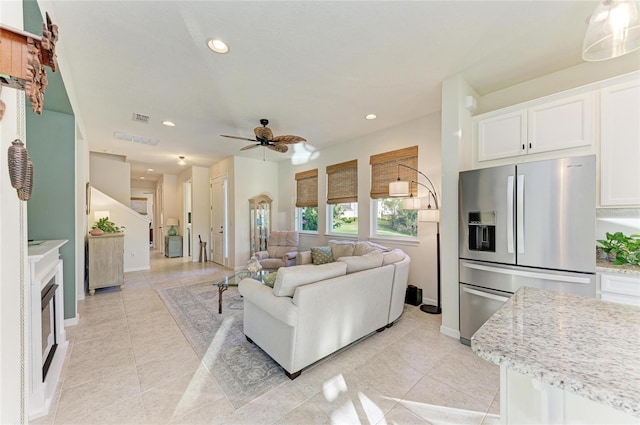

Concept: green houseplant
[[597, 232, 640, 266], [90, 216, 124, 235]]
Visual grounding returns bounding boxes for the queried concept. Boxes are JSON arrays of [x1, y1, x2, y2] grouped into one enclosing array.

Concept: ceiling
[[40, 0, 604, 182]]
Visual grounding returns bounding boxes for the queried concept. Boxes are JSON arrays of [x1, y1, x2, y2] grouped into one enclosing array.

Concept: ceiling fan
[[221, 119, 306, 154]]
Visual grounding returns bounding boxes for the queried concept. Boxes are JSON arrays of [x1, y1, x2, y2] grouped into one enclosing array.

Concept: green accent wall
[[24, 0, 77, 319], [26, 110, 76, 319]]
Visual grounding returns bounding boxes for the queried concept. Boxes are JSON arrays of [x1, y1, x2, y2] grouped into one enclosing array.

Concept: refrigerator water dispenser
[[468, 211, 496, 252]]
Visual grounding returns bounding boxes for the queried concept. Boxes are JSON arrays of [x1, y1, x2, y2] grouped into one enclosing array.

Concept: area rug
[[157, 281, 287, 408]]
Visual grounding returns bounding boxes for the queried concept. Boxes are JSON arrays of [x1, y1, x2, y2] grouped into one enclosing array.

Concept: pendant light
[[582, 0, 640, 61]]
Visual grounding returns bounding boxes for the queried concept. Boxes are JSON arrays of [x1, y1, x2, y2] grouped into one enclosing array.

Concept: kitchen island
[[472, 286, 640, 424]]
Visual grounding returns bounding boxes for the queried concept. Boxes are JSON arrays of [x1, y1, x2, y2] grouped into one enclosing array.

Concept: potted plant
[[596, 232, 640, 266], [90, 216, 124, 236]]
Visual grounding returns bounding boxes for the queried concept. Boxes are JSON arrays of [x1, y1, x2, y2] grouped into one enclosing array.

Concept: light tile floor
[[32, 251, 500, 425]]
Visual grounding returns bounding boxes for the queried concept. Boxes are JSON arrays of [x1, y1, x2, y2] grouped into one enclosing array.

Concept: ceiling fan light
[[582, 0, 640, 61], [207, 38, 229, 54]]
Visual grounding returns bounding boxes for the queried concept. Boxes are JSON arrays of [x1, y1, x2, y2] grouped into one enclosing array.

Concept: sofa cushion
[[328, 240, 355, 259], [383, 249, 405, 265], [353, 241, 390, 256], [337, 251, 384, 274], [272, 262, 347, 297], [311, 246, 334, 265]]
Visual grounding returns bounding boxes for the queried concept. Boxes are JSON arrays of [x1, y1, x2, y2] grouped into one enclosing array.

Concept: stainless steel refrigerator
[[458, 155, 596, 345]]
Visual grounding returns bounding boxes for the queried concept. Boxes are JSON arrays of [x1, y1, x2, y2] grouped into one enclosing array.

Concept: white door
[[211, 176, 227, 266], [156, 183, 164, 253]]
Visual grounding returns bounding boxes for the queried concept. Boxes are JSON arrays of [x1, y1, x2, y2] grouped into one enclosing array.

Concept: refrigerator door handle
[[462, 286, 510, 303], [462, 261, 593, 284], [517, 174, 525, 254], [507, 176, 515, 254]]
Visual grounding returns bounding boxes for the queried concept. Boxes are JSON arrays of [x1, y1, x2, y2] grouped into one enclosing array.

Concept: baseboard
[[421, 296, 436, 305], [124, 266, 151, 272], [64, 315, 79, 327], [440, 325, 460, 340]]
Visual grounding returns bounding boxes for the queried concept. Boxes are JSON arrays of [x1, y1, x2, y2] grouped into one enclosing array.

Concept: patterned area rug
[[157, 281, 287, 408]]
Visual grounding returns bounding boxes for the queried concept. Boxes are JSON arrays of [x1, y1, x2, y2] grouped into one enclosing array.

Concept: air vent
[[113, 131, 159, 146], [132, 112, 151, 123]]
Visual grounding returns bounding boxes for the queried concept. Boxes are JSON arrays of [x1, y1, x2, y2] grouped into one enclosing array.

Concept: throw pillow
[[337, 250, 384, 273], [262, 272, 277, 288], [272, 262, 347, 297], [311, 246, 334, 265], [383, 249, 405, 265], [328, 240, 355, 258]]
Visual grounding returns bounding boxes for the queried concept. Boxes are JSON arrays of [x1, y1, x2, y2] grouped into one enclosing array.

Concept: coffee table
[[212, 270, 269, 314]]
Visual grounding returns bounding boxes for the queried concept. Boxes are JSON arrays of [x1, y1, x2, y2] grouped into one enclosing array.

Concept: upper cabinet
[[475, 93, 594, 162], [600, 80, 640, 207]]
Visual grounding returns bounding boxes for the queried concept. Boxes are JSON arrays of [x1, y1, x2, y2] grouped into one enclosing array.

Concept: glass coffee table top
[[212, 270, 270, 313]]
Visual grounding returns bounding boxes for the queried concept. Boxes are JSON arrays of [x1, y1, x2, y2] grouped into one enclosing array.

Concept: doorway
[[211, 175, 228, 266], [184, 179, 192, 258]]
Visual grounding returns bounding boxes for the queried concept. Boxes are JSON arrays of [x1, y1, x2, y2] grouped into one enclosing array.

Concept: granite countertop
[[596, 260, 640, 276], [472, 286, 640, 418]]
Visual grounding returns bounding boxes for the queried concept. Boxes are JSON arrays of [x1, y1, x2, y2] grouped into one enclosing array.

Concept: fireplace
[[41, 277, 58, 382], [28, 239, 68, 420]]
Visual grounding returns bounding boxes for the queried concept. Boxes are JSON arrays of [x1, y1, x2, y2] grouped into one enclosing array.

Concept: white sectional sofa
[[238, 241, 410, 379]]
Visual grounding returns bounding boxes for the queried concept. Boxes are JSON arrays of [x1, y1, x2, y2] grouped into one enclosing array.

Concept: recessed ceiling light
[[207, 38, 229, 54], [140, 176, 145, 179], [178, 156, 186, 165], [162, 120, 176, 127], [147, 168, 154, 172], [365, 114, 377, 120]]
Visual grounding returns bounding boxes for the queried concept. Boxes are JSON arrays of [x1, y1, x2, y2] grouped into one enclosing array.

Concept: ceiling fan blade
[[254, 127, 274, 140], [272, 135, 307, 144], [267, 143, 288, 153], [221, 135, 257, 142], [240, 144, 260, 151]]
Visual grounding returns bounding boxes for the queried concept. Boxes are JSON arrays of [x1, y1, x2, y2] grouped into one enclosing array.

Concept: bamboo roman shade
[[326, 160, 358, 204], [369, 146, 418, 199], [295, 169, 318, 207]]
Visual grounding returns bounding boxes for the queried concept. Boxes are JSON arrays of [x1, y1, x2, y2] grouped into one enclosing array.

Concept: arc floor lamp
[[389, 164, 441, 314]]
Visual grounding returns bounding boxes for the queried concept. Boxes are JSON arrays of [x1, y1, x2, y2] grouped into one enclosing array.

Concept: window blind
[[326, 159, 357, 204], [295, 169, 318, 207], [369, 146, 418, 199]]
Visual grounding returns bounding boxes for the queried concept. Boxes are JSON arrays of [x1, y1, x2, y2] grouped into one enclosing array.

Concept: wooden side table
[[88, 233, 124, 295]]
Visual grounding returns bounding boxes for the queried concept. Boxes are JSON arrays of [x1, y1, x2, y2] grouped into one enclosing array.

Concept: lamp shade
[[402, 197, 424, 210], [418, 208, 440, 222], [166, 217, 179, 227], [389, 180, 410, 197], [583, 0, 640, 61]]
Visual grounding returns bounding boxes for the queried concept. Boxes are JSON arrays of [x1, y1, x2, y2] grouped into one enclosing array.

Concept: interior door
[[211, 176, 227, 266]]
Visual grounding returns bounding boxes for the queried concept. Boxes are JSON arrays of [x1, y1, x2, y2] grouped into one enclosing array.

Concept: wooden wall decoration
[[0, 12, 58, 114]]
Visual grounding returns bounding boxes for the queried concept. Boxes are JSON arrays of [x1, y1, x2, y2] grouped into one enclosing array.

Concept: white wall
[[89, 152, 131, 205], [233, 156, 279, 269], [0, 3, 29, 422], [277, 114, 442, 303], [90, 188, 151, 272], [178, 166, 210, 261], [161, 174, 179, 238]]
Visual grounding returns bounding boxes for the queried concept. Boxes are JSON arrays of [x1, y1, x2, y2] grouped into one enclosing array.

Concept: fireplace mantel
[[27, 239, 68, 420]]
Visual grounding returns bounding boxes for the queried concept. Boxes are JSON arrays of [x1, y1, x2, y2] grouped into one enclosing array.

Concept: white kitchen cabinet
[[476, 110, 527, 161], [599, 272, 640, 307], [475, 92, 594, 162], [600, 79, 640, 207]]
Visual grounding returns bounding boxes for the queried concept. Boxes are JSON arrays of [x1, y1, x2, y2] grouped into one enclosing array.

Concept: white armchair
[[255, 231, 299, 270]]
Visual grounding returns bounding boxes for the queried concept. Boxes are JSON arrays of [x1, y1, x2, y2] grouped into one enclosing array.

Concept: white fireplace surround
[[27, 240, 68, 420]]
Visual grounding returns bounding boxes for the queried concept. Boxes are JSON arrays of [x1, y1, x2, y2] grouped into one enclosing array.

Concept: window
[[329, 202, 358, 234], [370, 146, 418, 238], [295, 169, 318, 232], [327, 160, 358, 235]]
